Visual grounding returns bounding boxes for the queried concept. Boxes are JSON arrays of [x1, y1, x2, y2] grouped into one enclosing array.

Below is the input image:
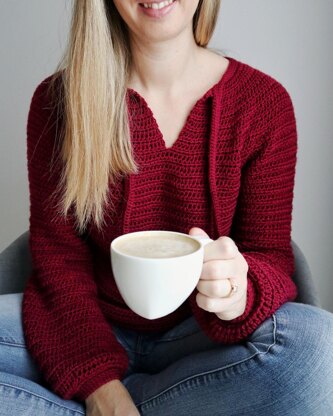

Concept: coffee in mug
[[111, 231, 212, 319], [114, 233, 199, 258]]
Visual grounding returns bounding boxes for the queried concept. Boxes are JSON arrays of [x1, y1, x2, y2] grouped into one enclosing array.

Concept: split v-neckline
[[127, 57, 236, 151]]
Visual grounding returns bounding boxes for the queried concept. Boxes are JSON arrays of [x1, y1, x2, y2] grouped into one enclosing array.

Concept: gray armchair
[[0, 232, 32, 295], [0, 231, 321, 307]]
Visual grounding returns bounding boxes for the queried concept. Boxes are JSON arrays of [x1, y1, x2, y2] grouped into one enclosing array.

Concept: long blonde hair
[[49, 0, 221, 233]]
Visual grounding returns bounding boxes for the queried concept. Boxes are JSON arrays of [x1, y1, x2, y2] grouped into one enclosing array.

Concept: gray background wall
[[1, 1, 332, 312]]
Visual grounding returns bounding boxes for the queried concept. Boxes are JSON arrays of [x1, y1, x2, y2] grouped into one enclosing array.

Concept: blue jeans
[[0, 294, 333, 415]]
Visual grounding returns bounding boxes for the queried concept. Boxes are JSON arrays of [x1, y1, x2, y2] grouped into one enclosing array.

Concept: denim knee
[[270, 302, 333, 412]]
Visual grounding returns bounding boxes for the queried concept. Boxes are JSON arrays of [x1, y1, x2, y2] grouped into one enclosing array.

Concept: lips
[[139, 0, 175, 11], [138, 0, 177, 18]]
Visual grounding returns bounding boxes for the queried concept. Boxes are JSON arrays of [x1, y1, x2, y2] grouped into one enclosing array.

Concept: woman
[[1, 0, 332, 415]]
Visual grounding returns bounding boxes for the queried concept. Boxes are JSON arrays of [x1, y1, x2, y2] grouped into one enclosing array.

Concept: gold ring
[[229, 279, 238, 296]]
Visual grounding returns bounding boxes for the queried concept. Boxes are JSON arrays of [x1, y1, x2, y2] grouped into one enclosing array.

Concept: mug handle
[[191, 235, 214, 247]]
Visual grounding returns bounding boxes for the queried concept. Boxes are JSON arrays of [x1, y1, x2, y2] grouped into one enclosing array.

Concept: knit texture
[[23, 56, 298, 401]]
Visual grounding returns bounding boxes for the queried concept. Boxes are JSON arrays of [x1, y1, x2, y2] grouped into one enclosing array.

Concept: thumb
[[188, 227, 209, 238]]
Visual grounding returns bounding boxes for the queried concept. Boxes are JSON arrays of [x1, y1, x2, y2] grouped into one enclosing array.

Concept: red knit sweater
[[23, 57, 298, 401]]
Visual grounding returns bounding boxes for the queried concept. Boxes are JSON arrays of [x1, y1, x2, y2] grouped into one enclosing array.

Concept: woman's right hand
[[85, 379, 140, 416]]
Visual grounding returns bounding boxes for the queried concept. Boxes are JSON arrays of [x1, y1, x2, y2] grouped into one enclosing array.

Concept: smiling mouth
[[139, 0, 176, 10]]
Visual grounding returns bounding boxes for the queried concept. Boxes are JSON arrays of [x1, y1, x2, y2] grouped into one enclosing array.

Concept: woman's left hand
[[189, 227, 249, 321]]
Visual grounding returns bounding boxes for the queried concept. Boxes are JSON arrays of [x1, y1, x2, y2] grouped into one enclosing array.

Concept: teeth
[[142, 0, 174, 10]]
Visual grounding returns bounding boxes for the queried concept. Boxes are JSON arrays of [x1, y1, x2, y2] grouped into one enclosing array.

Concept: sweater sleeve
[[189, 81, 298, 343], [22, 77, 129, 401]]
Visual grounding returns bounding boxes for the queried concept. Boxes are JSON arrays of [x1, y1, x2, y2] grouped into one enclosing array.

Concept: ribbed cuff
[[75, 368, 126, 401], [190, 272, 258, 343]]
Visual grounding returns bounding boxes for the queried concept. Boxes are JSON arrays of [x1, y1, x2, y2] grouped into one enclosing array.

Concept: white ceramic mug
[[110, 230, 212, 319]]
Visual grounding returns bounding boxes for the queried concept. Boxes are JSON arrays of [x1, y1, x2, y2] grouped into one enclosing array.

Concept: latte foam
[[115, 234, 199, 258]]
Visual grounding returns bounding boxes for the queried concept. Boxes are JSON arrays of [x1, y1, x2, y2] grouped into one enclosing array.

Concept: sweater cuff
[[190, 277, 257, 344], [75, 368, 126, 401]]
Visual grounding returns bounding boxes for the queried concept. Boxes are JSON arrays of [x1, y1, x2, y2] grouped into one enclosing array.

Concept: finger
[[200, 259, 235, 280], [216, 292, 247, 321], [216, 307, 246, 321], [204, 236, 238, 261], [196, 290, 246, 314], [188, 227, 209, 238], [197, 278, 232, 298]]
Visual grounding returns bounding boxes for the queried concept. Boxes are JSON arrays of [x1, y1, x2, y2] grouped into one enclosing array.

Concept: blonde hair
[[49, 0, 221, 233]]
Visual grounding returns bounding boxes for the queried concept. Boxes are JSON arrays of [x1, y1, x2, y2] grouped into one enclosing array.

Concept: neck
[[128, 28, 201, 95]]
